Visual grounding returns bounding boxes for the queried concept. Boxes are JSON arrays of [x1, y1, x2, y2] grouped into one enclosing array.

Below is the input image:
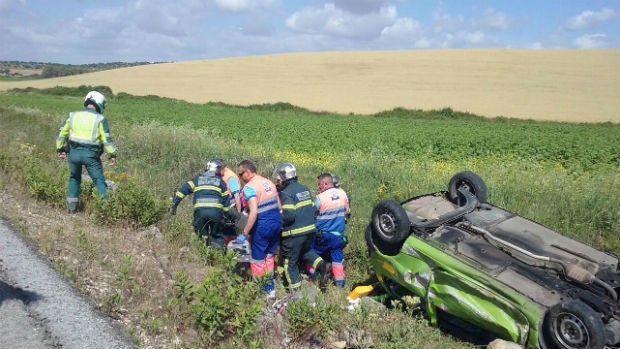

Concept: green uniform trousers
[[67, 147, 107, 211]]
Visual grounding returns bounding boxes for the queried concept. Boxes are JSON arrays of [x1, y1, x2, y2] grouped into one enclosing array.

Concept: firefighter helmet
[[205, 158, 224, 174], [273, 162, 297, 182]]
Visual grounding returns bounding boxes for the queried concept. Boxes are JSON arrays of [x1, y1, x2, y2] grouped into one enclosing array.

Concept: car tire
[[448, 171, 487, 205], [543, 299, 606, 349], [370, 200, 410, 256]]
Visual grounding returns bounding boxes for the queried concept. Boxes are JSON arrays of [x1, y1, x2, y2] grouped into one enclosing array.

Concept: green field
[[1, 87, 619, 348]]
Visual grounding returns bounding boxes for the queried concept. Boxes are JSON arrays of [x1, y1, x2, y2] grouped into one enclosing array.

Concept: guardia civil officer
[[56, 91, 117, 213]]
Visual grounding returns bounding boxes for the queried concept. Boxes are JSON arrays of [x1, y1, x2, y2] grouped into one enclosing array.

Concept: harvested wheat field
[[1, 49, 618, 123]]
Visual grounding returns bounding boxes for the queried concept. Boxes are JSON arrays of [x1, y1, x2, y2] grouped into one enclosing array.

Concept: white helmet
[[84, 91, 107, 113], [205, 158, 224, 174], [273, 162, 297, 182]]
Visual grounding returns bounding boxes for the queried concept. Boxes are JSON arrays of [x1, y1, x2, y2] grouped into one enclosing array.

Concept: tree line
[[0, 61, 162, 78]]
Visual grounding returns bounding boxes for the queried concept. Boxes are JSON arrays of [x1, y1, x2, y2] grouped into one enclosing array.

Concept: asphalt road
[[0, 218, 134, 349]]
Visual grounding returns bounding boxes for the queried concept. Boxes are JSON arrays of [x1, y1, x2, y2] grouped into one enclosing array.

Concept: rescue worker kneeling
[[273, 163, 330, 292], [169, 159, 232, 248]]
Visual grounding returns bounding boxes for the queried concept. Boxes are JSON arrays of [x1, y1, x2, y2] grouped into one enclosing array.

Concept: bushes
[[0, 143, 66, 207], [0, 141, 165, 228], [171, 269, 264, 348], [88, 178, 166, 227]]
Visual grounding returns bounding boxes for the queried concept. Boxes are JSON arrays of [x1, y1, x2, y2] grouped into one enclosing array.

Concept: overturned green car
[[365, 171, 620, 349]]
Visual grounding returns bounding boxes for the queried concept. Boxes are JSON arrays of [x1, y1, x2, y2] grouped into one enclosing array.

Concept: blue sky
[[1, 0, 618, 64]]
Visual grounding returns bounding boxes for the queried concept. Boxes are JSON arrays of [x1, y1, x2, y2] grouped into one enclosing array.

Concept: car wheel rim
[[553, 312, 589, 348], [378, 211, 397, 237]]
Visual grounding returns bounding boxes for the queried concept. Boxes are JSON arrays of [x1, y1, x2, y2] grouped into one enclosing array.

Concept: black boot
[[317, 261, 331, 291]]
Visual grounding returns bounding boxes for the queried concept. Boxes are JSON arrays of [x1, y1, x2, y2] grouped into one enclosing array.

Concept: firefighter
[[56, 90, 117, 213], [313, 173, 351, 287], [236, 160, 282, 297], [169, 159, 231, 248], [273, 162, 330, 292]]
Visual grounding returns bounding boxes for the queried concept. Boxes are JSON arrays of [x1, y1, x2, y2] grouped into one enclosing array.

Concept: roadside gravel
[[0, 218, 134, 349]]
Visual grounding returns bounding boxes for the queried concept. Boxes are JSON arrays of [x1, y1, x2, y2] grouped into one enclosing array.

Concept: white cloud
[[334, 0, 388, 15], [212, 0, 278, 12], [565, 8, 616, 31], [573, 33, 608, 48], [431, 11, 496, 48], [285, 3, 398, 40], [473, 9, 513, 31]]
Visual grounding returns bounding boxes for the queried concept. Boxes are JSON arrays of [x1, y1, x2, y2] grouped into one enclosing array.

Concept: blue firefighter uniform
[[278, 179, 325, 290], [171, 171, 231, 248]]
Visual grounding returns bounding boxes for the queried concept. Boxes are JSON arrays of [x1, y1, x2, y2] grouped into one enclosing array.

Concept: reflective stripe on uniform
[[281, 224, 315, 237], [194, 185, 223, 194], [281, 199, 313, 210], [257, 198, 279, 214]]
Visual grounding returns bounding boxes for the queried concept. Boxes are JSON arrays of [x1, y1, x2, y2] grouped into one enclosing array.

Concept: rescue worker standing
[[169, 159, 231, 248], [313, 173, 351, 288], [56, 91, 117, 213], [237, 160, 282, 297], [273, 163, 329, 292]]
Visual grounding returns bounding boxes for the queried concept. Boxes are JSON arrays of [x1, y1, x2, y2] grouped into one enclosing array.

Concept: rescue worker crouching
[[56, 90, 117, 213], [313, 173, 351, 288], [273, 162, 330, 292], [169, 159, 232, 249]]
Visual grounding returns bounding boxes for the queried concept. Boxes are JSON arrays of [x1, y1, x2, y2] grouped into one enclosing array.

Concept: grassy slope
[[0, 89, 619, 348]]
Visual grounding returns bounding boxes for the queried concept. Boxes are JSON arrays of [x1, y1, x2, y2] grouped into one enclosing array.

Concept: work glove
[[169, 205, 177, 215], [235, 234, 247, 244]]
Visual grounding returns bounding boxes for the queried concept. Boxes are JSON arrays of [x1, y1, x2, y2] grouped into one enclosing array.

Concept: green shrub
[[89, 179, 166, 227], [285, 292, 339, 340], [192, 268, 263, 348]]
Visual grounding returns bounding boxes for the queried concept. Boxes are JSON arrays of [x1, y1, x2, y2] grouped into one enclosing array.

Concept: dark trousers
[[281, 233, 321, 290], [193, 208, 224, 248]]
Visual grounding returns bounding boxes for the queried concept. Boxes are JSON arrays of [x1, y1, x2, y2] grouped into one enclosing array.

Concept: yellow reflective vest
[[56, 108, 117, 157]]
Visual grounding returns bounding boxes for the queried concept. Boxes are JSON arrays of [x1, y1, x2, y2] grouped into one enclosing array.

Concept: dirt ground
[[0, 49, 618, 123], [0, 186, 202, 349]]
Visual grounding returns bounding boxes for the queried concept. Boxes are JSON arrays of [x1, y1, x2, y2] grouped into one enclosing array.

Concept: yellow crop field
[[0, 49, 618, 123]]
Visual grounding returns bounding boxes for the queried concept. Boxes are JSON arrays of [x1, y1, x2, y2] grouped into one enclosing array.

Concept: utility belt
[[69, 141, 102, 152]]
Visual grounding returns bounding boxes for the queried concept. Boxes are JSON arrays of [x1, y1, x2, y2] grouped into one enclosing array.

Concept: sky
[[1, 0, 619, 64]]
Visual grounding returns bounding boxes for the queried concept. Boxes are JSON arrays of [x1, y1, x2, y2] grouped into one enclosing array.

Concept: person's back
[[56, 90, 116, 213], [280, 179, 315, 235], [170, 160, 231, 248], [313, 173, 350, 288]]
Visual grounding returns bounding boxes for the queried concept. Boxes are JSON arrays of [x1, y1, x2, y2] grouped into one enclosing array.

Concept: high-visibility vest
[[221, 168, 240, 195], [315, 187, 349, 234], [244, 174, 280, 221], [56, 109, 116, 156]]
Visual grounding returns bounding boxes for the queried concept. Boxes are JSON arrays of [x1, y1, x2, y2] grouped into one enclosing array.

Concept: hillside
[[0, 49, 618, 123]]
